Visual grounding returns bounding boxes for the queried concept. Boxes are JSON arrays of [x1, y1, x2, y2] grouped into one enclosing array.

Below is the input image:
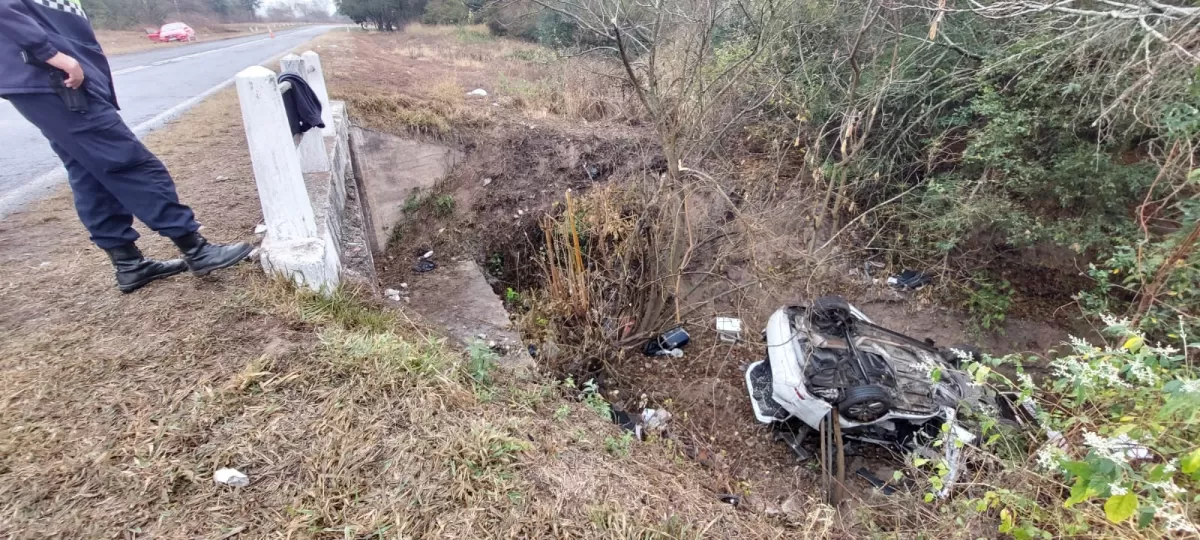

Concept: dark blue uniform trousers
[[8, 93, 200, 249]]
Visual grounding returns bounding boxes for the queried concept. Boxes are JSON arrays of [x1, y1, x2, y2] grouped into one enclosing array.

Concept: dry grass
[[320, 25, 640, 134], [0, 39, 832, 539]]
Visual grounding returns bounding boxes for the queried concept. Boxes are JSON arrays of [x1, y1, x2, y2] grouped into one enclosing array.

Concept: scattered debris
[[466, 88, 488, 97], [612, 409, 637, 432], [254, 223, 267, 234], [215, 525, 247, 539], [384, 288, 401, 301], [213, 468, 249, 487], [482, 177, 492, 186], [643, 326, 690, 356], [855, 467, 898, 496], [887, 269, 931, 290], [399, 282, 408, 288], [655, 348, 684, 358], [413, 252, 436, 273], [718, 494, 741, 507], [773, 426, 813, 462], [715, 317, 742, 343], [641, 408, 671, 433]]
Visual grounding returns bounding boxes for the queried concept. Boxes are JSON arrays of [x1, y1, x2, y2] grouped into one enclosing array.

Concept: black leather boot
[[104, 243, 188, 293], [170, 232, 254, 276]]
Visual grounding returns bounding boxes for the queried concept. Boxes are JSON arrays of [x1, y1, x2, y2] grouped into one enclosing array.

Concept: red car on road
[[146, 22, 196, 43]]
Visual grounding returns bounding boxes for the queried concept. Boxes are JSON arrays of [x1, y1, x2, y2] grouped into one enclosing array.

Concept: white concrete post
[[301, 50, 334, 137], [281, 54, 330, 174], [235, 66, 317, 242], [235, 65, 339, 292]]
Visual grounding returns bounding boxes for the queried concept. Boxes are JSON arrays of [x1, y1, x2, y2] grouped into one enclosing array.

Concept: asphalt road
[[0, 24, 339, 219]]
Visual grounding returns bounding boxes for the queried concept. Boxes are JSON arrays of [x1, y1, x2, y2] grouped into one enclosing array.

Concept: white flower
[[914, 358, 939, 381], [1150, 479, 1185, 496], [949, 348, 974, 362], [1159, 502, 1199, 533], [1068, 335, 1097, 356], [1035, 444, 1065, 472], [1100, 314, 1133, 329], [1179, 378, 1200, 394], [1108, 483, 1127, 496], [1082, 431, 1149, 465], [1148, 342, 1179, 356], [1126, 356, 1159, 386], [1052, 356, 1131, 390]]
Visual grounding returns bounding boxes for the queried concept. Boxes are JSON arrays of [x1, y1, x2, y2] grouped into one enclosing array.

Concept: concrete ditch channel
[[347, 126, 533, 370]]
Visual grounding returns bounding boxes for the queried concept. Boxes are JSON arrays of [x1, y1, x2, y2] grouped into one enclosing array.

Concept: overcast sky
[[258, 0, 336, 16]]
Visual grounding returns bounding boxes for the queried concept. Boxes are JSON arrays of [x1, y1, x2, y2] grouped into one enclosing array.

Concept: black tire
[[811, 296, 855, 334], [838, 385, 892, 423]]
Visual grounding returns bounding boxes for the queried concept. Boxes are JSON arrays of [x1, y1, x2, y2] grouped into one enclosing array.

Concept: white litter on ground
[[715, 317, 742, 343], [213, 468, 250, 487]]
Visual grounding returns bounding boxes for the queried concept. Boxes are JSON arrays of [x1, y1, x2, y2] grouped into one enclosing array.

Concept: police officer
[[1, 0, 252, 293]]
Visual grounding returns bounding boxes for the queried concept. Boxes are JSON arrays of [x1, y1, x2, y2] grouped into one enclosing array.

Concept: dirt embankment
[[317, 25, 1081, 517], [0, 34, 826, 539]]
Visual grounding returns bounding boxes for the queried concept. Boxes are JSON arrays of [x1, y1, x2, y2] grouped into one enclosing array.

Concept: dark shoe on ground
[[171, 232, 254, 276], [105, 243, 188, 293]]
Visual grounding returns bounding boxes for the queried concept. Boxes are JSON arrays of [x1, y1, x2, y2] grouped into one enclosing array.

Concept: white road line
[[111, 65, 148, 75], [0, 32, 320, 219], [111, 31, 293, 76]]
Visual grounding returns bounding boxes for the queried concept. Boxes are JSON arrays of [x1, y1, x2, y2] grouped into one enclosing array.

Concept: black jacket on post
[[278, 72, 325, 136]]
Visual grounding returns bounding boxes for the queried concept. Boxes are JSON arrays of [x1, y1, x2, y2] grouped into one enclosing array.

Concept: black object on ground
[[611, 409, 637, 432], [642, 326, 690, 356], [413, 259, 436, 273], [855, 467, 898, 496], [887, 269, 931, 290], [718, 494, 740, 507], [773, 424, 813, 462]]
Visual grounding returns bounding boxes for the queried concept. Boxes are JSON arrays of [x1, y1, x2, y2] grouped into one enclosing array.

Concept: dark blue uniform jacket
[[0, 0, 118, 106]]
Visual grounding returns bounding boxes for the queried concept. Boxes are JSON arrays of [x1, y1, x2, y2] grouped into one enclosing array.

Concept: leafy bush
[[580, 378, 610, 419], [434, 194, 456, 216], [965, 277, 1013, 335], [422, 0, 469, 24], [958, 316, 1199, 537], [481, 0, 580, 46]]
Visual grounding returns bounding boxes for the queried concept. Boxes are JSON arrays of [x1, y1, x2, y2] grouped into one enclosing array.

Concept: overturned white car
[[746, 296, 986, 430]]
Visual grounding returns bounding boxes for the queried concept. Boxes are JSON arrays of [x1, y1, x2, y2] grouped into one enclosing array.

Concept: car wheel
[[838, 385, 892, 423]]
